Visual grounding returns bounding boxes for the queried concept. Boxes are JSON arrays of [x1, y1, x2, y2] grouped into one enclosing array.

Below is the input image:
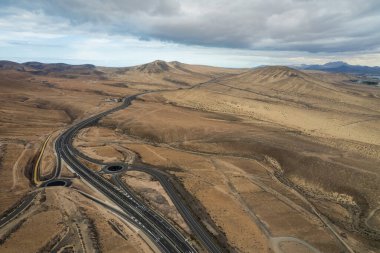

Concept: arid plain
[[0, 60, 380, 253]]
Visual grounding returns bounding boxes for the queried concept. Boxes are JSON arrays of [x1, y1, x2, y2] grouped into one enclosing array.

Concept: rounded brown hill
[[212, 65, 348, 96], [108, 60, 245, 90], [239, 66, 307, 82], [155, 64, 380, 145], [134, 60, 171, 74]]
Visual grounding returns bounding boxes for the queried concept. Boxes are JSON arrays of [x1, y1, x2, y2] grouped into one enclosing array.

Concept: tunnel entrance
[[102, 164, 127, 174], [43, 179, 71, 187], [107, 165, 123, 172]]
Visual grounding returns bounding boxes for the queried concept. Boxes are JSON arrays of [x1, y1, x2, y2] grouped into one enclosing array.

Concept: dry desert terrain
[[0, 60, 379, 253]]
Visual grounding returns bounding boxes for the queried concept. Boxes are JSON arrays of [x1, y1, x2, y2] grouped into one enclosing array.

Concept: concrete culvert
[[102, 164, 127, 174], [107, 165, 123, 171], [44, 180, 69, 187]]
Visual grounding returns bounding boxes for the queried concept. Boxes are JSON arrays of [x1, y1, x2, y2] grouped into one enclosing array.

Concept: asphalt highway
[[59, 95, 224, 253], [55, 95, 198, 253], [130, 165, 223, 253], [0, 192, 37, 228]]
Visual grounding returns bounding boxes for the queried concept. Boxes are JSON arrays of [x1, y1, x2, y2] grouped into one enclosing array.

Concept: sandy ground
[[121, 171, 191, 235], [0, 61, 239, 251], [96, 76, 380, 252], [0, 142, 32, 214], [1, 62, 380, 252], [0, 69, 120, 217], [0, 186, 155, 253]]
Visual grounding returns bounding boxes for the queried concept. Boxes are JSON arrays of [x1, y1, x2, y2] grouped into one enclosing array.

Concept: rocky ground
[[1, 60, 379, 252]]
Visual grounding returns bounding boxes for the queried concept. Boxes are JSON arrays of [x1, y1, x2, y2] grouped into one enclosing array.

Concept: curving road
[[0, 192, 37, 228], [0, 78, 226, 252], [61, 94, 224, 253], [129, 165, 224, 253], [55, 95, 199, 253]]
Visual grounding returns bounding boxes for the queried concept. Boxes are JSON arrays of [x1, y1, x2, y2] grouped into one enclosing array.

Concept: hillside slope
[[100, 60, 245, 90], [156, 66, 380, 145]]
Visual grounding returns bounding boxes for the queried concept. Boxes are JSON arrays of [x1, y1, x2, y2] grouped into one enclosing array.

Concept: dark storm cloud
[[1, 0, 380, 53]]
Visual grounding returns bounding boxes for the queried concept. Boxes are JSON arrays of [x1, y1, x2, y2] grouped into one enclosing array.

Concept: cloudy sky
[[1, 0, 380, 67]]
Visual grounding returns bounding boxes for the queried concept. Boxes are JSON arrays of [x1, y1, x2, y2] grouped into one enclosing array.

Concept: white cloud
[[0, 0, 379, 66]]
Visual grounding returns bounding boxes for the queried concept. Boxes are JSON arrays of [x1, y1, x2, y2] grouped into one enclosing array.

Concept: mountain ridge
[[295, 61, 380, 75]]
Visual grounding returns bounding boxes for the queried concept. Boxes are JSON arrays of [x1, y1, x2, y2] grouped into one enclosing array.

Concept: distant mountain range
[[0, 60, 96, 72], [294, 61, 380, 76], [0, 60, 105, 78], [2, 60, 380, 78]]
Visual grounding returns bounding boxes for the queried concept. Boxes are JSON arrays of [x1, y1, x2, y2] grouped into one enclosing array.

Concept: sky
[[0, 0, 380, 68]]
